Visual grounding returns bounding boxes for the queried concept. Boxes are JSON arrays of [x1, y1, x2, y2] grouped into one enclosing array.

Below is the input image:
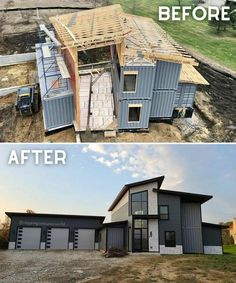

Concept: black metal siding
[[158, 193, 182, 246], [181, 202, 203, 254], [202, 225, 222, 246]]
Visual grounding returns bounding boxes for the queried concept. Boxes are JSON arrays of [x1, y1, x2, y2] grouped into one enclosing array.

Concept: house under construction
[[36, 4, 209, 133]]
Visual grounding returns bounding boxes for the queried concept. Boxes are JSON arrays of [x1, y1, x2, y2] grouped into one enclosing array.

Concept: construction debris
[[103, 249, 128, 258]]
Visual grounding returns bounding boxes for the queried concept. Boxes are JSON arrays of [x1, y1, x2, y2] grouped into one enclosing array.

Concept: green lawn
[[224, 245, 236, 255], [111, 0, 236, 71]]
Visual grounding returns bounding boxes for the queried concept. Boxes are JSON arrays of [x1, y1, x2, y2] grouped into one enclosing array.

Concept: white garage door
[[46, 228, 69, 249], [74, 229, 95, 250], [16, 227, 41, 250]]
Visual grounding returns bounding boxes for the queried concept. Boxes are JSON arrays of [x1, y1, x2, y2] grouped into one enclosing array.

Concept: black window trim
[[165, 231, 176, 248], [159, 205, 169, 220], [131, 190, 148, 216]]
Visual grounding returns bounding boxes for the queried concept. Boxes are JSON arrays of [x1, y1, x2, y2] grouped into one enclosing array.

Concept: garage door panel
[[46, 228, 69, 250], [16, 227, 41, 250], [74, 229, 95, 250]]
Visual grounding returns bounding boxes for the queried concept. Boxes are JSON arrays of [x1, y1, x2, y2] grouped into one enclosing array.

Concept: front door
[[133, 219, 148, 252]]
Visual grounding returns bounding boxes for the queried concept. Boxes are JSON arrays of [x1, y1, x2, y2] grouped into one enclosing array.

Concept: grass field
[[224, 245, 236, 255], [111, 0, 236, 71]]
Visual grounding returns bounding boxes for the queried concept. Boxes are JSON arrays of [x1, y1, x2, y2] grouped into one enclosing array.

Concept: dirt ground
[[0, 251, 236, 283], [0, 5, 236, 143]]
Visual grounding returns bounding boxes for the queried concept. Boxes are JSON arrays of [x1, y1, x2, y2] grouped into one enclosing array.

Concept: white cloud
[[82, 144, 106, 155]]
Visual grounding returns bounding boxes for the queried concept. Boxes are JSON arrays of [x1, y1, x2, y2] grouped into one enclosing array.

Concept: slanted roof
[[108, 176, 165, 211], [154, 189, 212, 204], [50, 5, 197, 66], [5, 212, 105, 221], [180, 64, 209, 85], [50, 4, 131, 50]]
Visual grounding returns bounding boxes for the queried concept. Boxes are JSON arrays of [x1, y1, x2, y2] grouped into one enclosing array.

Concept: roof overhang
[[202, 222, 229, 229], [108, 176, 165, 211], [180, 64, 209, 85], [153, 189, 212, 204]]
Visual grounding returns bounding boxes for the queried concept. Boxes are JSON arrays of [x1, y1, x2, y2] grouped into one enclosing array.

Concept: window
[[133, 219, 148, 252], [123, 72, 138, 92], [131, 191, 148, 215], [159, 205, 169, 220], [165, 231, 176, 247], [128, 105, 142, 122]]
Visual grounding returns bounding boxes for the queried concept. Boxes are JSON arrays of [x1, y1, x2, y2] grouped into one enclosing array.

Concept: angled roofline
[[108, 176, 165, 211], [5, 212, 105, 221], [153, 188, 212, 204], [202, 222, 229, 229]]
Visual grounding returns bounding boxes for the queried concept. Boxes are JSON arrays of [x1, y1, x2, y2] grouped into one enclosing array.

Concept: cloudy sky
[[0, 144, 235, 223]]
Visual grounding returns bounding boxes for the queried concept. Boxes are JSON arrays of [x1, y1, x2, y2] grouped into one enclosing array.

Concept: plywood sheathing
[[50, 4, 203, 84], [50, 5, 131, 51], [180, 64, 209, 85]]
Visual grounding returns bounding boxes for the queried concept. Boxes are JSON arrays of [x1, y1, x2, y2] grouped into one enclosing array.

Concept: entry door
[[133, 219, 148, 252]]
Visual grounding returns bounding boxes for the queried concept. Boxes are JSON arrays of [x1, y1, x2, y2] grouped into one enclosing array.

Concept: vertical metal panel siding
[[99, 228, 107, 250], [181, 203, 203, 254], [202, 226, 222, 246], [120, 66, 155, 100], [158, 193, 182, 246], [118, 99, 152, 129], [154, 61, 181, 90], [43, 94, 74, 131], [175, 83, 197, 108], [107, 228, 124, 249], [150, 90, 176, 118]]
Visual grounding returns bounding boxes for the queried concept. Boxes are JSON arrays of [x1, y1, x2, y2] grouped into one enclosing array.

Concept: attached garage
[[46, 228, 69, 250], [16, 227, 41, 250], [74, 229, 95, 250], [6, 212, 105, 251]]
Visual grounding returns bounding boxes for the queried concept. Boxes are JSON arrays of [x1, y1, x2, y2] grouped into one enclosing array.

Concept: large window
[[123, 72, 138, 92], [128, 105, 142, 123], [133, 219, 148, 252], [159, 205, 169, 220], [131, 191, 148, 215], [165, 231, 176, 247]]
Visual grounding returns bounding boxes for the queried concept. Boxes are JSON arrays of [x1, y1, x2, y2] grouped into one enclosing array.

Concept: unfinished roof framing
[[50, 4, 197, 66]]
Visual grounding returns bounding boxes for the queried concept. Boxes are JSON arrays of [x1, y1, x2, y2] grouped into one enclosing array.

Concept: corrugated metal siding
[[153, 61, 181, 90], [181, 202, 203, 254], [150, 90, 176, 118], [43, 94, 74, 131], [99, 228, 106, 250], [158, 193, 182, 245], [202, 225, 222, 246], [118, 99, 152, 129], [107, 228, 124, 249], [175, 83, 197, 108], [120, 66, 155, 100]]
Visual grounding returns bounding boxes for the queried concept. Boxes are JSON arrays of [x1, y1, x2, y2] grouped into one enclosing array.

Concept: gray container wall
[[99, 228, 107, 250], [43, 94, 74, 131], [181, 202, 203, 254], [153, 61, 181, 90], [120, 66, 156, 100], [150, 90, 176, 118], [9, 216, 103, 243], [175, 83, 197, 108], [118, 99, 152, 129], [107, 227, 125, 250], [202, 225, 222, 246], [158, 193, 182, 246]]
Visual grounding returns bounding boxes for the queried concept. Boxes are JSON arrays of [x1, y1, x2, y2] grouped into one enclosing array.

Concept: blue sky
[[0, 144, 235, 224]]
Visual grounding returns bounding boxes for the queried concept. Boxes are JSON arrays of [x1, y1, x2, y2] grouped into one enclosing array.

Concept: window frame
[[159, 205, 169, 220], [123, 71, 138, 93], [131, 190, 148, 216], [165, 231, 176, 248], [128, 104, 142, 123]]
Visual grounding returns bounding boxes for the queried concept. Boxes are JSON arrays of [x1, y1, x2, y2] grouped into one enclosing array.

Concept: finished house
[[35, 4, 208, 133], [6, 176, 224, 255]]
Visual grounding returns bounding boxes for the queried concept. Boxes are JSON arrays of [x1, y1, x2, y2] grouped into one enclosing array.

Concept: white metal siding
[[46, 228, 69, 250], [74, 229, 95, 250], [16, 227, 41, 250]]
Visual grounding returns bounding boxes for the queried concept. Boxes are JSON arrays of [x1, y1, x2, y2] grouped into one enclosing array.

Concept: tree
[[0, 216, 10, 249]]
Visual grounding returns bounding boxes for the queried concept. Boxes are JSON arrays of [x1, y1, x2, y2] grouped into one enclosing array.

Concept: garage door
[[74, 229, 95, 250], [46, 228, 69, 250], [16, 227, 41, 250]]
